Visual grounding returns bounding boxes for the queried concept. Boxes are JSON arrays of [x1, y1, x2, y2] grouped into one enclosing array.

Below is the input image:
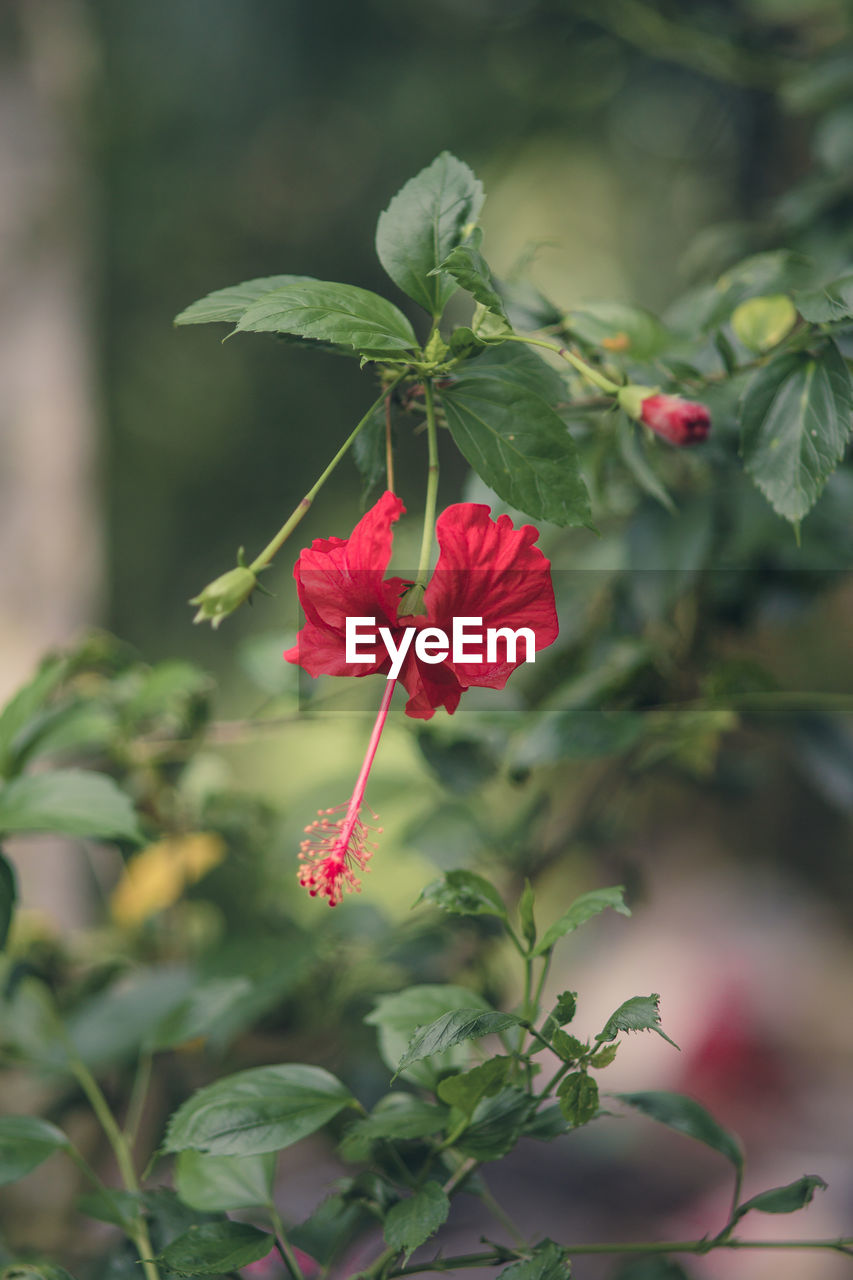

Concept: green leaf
[[416, 869, 508, 922], [353, 401, 389, 504], [434, 234, 508, 321], [518, 879, 536, 948], [617, 1091, 743, 1169], [291, 1193, 368, 1267], [75, 1188, 140, 1231], [617, 418, 675, 513], [461, 339, 568, 404], [0, 1116, 68, 1185], [793, 273, 853, 323], [365, 985, 492, 1087], [596, 994, 679, 1049], [551, 1031, 587, 1063], [383, 1181, 450, 1259], [533, 887, 630, 956], [539, 991, 579, 1044], [67, 967, 194, 1067], [497, 1239, 570, 1280], [236, 281, 418, 354], [0, 770, 142, 843], [376, 152, 484, 317], [733, 1174, 828, 1223], [456, 1086, 533, 1161], [437, 1056, 511, 1115], [552, 992, 577, 1025], [339, 1095, 448, 1161], [589, 1042, 619, 1069], [731, 295, 797, 353], [440, 354, 591, 527], [142, 1187, 219, 1250], [0, 659, 67, 779], [174, 275, 317, 325], [156, 1221, 273, 1275], [0, 849, 16, 949], [164, 1064, 355, 1156], [706, 251, 813, 329], [523, 1104, 570, 1142], [740, 341, 853, 522], [497, 278, 563, 332], [394, 1009, 521, 1078], [147, 978, 253, 1051], [557, 1072, 599, 1127], [566, 301, 671, 360], [174, 1149, 276, 1212]]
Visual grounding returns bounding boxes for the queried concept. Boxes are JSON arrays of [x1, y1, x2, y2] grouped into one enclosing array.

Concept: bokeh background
[[2, 2, 853, 1278]]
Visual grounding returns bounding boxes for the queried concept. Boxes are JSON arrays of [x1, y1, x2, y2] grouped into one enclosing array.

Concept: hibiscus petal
[[284, 621, 387, 678], [290, 490, 405, 642], [398, 647, 463, 719], [424, 503, 558, 689]]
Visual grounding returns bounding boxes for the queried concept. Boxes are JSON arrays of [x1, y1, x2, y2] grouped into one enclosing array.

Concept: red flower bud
[[640, 394, 711, 446]]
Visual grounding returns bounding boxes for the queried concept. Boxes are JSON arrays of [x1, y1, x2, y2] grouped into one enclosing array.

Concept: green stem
[[477, 1177, 529, 1250], [413, 378, 440, 590], [268, 1201, 307, 1280], [390, 1236, 853, 1275], [69, 1057, 161, 1280], [532, 953, 552, 1010], [520, 1020, 555, 1055], [506, 334, 620, 395], [441, 1153, 478, 1195], [538, 1059, 574, 1102], [124, 1051, 152, 1148], [516, 954, 534, 1081], [248, 371, 407, 574]]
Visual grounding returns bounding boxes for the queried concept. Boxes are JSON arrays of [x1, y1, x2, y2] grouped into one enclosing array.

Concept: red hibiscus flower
[[284, 491, 559, 720], [286, 492, 558, 905]]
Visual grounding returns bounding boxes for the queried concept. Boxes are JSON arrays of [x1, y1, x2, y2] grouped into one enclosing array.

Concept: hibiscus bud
[[639, 393, 711, 446], [398, 582, 426, 617], [190, 564, 257, 628]]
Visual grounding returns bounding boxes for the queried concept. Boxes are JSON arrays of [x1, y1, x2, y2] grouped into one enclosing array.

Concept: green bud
[[398, 582, 426, 617], [424, 330, 450, 364], [190, 565, 257, 629], [618, 384, 659, 421], [471, 303, 512, 342]]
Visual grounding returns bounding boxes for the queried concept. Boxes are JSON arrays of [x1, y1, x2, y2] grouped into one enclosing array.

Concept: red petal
[[397, 647, 463, 719], [288, 491, 404, 673], [284, 621, 386, 677], [424, 503, 559, 688]]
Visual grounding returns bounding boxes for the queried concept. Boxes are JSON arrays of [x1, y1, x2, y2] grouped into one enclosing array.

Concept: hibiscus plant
[[1, 152, 852, 1279]]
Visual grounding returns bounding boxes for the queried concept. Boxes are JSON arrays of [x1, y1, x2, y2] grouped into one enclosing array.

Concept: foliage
[[2, 60, 853, 1275]]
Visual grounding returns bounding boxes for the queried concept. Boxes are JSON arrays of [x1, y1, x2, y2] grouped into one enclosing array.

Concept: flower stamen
[[297, 680, 395, 906]]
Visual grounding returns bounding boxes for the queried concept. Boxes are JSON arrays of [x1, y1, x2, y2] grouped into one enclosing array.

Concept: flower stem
[[351, 678, 396, 812], [506, 334, 620, 395], [268, 1201, 307, 1280], [413, 378, 440, 591], [249, 371, 407, 574], [385, 390, 395, 494], [69, 1056, 160, 1280]]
